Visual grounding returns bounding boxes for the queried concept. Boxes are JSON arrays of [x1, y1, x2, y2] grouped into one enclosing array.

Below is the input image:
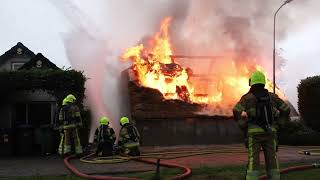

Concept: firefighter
[[58, 94, 83, 156], [93, 117, 116, 156], [233, 70, 290, 180], [118, 117, 141, 156]]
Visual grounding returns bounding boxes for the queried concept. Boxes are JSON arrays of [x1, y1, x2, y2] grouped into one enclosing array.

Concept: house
[[0, 42, 61, 156]]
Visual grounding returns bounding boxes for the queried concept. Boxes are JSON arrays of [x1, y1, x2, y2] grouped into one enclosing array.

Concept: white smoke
[[49, 0, 320, 141], [49, 0, 189, 141]]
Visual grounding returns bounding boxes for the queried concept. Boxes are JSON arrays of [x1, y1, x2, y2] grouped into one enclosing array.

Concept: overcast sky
[[1, 0, 320, 109]]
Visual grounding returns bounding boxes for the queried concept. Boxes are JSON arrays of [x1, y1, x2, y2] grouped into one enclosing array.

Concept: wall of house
[[14, 90, 57, 125], [0, 57, 31, 71], [136, 117, 243, 146]]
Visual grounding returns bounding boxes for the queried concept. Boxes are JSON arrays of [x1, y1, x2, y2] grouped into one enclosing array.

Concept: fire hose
[[64, 147, 320, 179], [259, 146, 320, 180], [259, 163, 320, 180], [65, 148, 246, 180], [64, 155, 192, 180]]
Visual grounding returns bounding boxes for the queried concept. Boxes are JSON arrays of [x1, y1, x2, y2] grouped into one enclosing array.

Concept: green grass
[[0, 176, 84, 180], [283, 169, 320, 180], [127, 162, 320, 180], [1, 163, 320, 180]]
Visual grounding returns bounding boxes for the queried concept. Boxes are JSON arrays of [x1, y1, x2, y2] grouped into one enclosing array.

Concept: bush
[[0, 69, 86, 105], [278, 120, 320, 146], [298, 76, 320, 131]]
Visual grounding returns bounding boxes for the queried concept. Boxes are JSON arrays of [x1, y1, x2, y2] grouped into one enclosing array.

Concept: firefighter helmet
[[120, 117, 129, 126], [100, 117, 109, 125], [65, 94, 76, 103], [249, 70, 266, 86]]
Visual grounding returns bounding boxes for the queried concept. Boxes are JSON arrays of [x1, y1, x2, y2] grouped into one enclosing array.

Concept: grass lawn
[[129, 162, 320, 180], [1, 163, 320, 180], [0, 176, 84, 180]]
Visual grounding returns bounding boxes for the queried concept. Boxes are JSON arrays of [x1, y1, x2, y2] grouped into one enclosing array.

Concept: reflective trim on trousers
[[248, 127, 277, 134], [273, 138, 280, 170], [74, 128, 83, 154], [63, 145, 71, 154], [247, 136, 254, 171], [245, 170, 259, 180], [124, 142, 140, 148], [58, 133, 65, 155], [63, 124, 77, 129]]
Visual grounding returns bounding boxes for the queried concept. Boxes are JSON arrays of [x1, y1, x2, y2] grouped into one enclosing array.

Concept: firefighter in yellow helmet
[[93, 117, 116, 156], [58, 94, 83, 156], [233, 71, 290, 180], [118, 117, 141, 156]]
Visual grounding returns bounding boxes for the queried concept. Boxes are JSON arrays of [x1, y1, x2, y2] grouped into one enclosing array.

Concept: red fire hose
[[136, 158, 192, 180], [64, 155, 192, 180], [259, 163, 320, 180]]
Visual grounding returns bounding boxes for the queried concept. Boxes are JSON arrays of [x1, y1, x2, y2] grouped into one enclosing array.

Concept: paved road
[[0, 144, 319, 177]]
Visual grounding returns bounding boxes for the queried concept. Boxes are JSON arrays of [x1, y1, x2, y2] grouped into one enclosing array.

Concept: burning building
[[120, 17, 293, 146]]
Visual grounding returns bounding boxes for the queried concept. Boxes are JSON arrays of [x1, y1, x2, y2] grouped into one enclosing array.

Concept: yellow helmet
[[63, 94, 76, 104], [100, 117, 109, 125], [120, 117, 129, 126], [249, 70, 266, 86]]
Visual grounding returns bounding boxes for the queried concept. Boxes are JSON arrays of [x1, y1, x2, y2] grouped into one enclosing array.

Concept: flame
[[121, 17, 286, 115]]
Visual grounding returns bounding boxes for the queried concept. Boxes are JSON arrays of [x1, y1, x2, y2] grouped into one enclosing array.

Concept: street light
[[273, 0, 293, 93]]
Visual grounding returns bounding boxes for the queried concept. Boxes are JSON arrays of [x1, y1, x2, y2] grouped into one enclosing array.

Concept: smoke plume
[[50, 0, 320, 139]]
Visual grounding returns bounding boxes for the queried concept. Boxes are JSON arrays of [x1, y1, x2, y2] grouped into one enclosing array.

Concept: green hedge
[[0, 69, 86, 105], [279, 120, 320, 146], [298, 76, 320, 131]]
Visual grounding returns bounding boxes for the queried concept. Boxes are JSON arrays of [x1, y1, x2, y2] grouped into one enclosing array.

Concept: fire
[[121, 17, 286, 115], [121, 17, 193, 101]]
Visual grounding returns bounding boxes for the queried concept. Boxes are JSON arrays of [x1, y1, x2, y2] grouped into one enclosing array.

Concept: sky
[[1, 0, 320, 112]]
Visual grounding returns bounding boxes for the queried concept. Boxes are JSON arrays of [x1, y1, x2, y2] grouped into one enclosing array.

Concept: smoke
[[49, 0, 190, 141], [49, 0, 125, 141], [50, 0, 320, 139], [169, 0, 320, 110], [171, 0, 293, 74]]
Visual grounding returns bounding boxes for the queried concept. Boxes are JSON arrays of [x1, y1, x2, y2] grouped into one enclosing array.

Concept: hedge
[[0, 69, 86, 105], [298, 76, 320, 131], [278, 120, 320, 146]]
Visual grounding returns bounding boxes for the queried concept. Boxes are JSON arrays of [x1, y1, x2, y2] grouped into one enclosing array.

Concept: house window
[[14, 102, 53, 127], [11, 62, 25, 71]]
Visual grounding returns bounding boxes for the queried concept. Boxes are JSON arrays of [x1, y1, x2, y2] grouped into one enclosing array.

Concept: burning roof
[[121, 17, 286, 116]]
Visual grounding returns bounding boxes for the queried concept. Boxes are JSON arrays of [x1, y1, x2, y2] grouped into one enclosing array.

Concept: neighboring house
[[0, 42, 60, 155], [0, 42, 35, 71]]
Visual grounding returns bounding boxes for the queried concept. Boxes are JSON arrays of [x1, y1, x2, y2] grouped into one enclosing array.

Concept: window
[[11, 62, 25, 70], [14, 102, 53, 127]]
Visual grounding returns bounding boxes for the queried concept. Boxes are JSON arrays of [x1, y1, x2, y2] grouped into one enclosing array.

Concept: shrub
[[0, 69, 86, 105], [298, 76, 320, 131], [278, 120, 320, 146]]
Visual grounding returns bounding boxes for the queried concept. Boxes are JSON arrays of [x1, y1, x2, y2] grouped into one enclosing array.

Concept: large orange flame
[[121, 17, 286, 115]]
